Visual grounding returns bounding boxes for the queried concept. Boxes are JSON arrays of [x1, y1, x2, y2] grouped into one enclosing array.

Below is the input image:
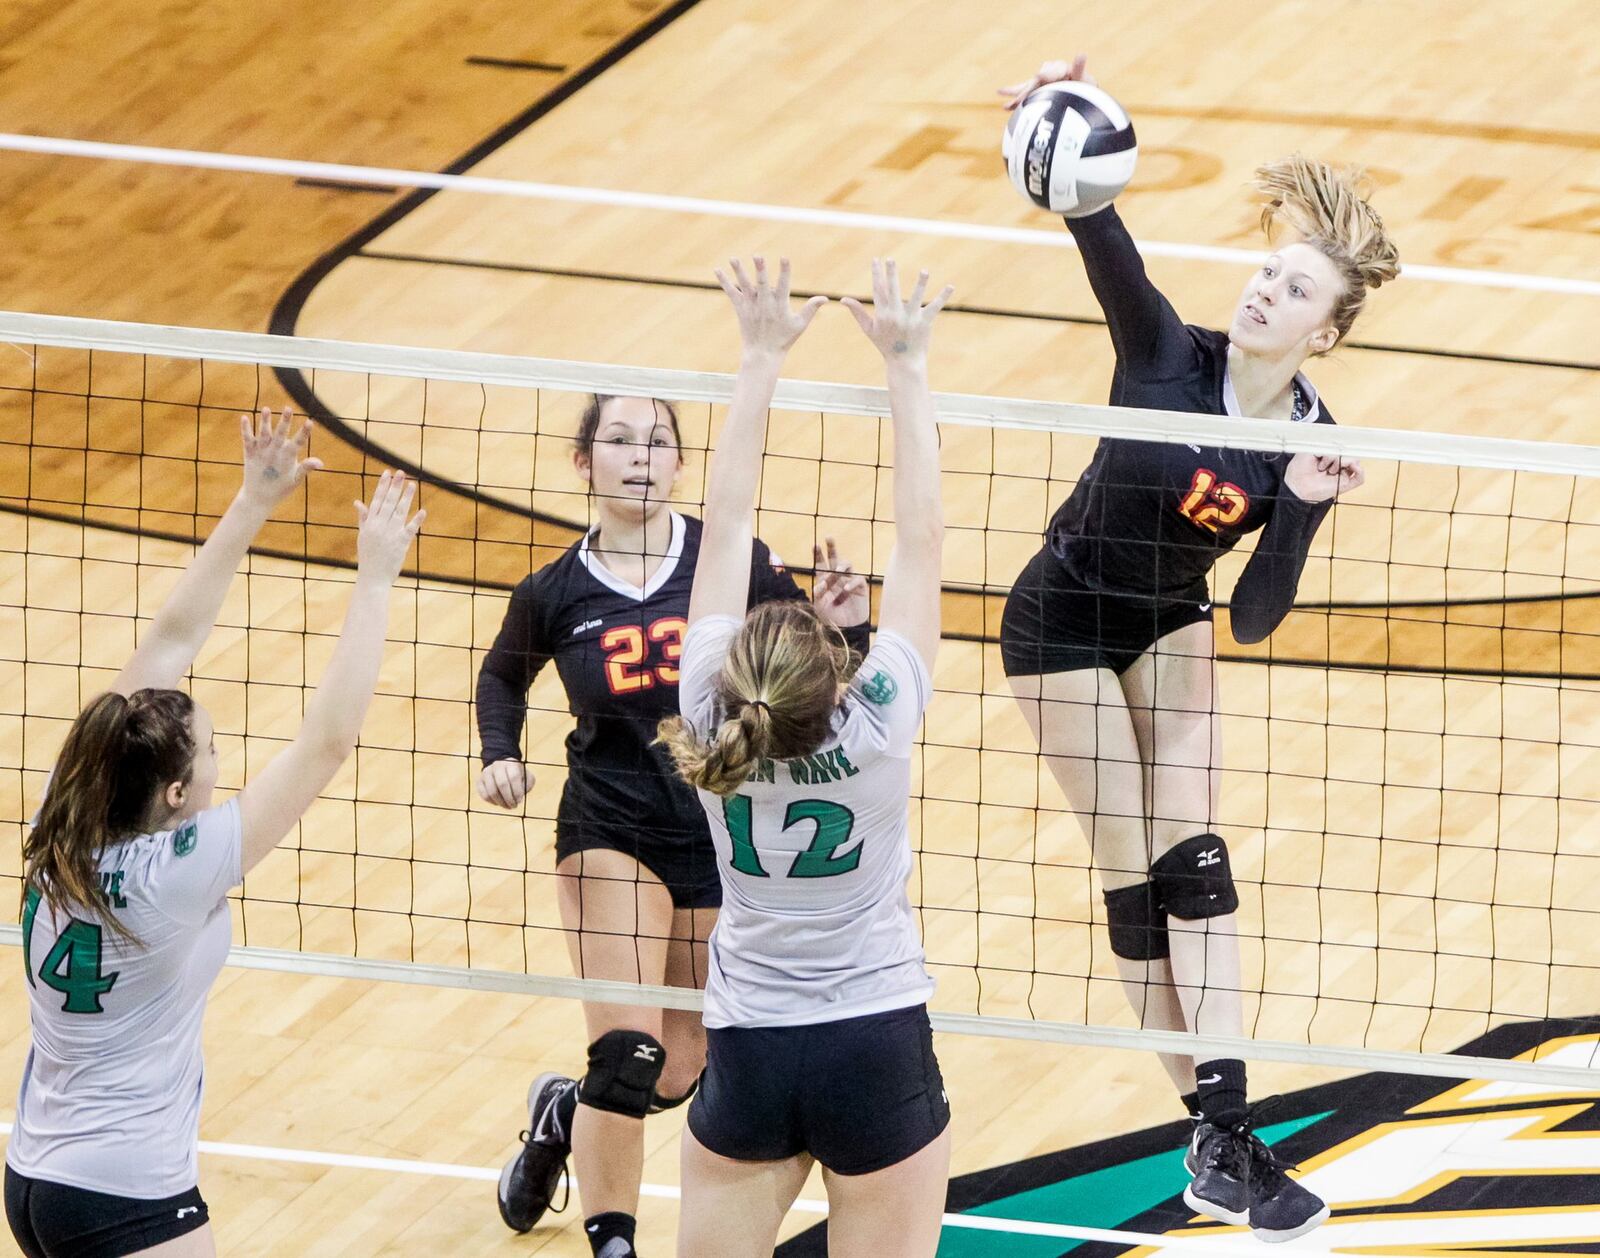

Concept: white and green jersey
[[8, 799, 241, 1198], [679, 616, 935, 1028]]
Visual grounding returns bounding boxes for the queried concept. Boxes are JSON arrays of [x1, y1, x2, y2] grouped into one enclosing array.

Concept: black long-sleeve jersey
[[476, 511, 871, 844], [1048, 206, 1334, 644]]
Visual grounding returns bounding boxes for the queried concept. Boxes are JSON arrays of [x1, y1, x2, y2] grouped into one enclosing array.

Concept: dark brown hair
[[657, 602, 850, 797], [574, 395, 683, 458], [23, 689, 196, 940]]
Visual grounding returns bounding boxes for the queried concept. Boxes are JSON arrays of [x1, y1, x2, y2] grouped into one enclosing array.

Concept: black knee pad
[[648, 1075, 699, 1114], [578, 1030, 666, 1118], [1150, 833, 1239, 920], [1104, 882, 1169, 960]]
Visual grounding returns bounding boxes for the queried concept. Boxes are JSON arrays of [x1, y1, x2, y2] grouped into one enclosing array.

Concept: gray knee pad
[[1103, 882, 1169, 960], [1150, 833, 1239, 920], [578, 1030, 666, 1118]]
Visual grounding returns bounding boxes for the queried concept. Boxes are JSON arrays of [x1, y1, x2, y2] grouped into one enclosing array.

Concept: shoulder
[[749, 535, 786, 574], [136, 799, 243, 912], [1190, 326, 1231, 358], [515, 544, 590, 605], [853, 631, 931, 701], [838, 629, 933, 757]]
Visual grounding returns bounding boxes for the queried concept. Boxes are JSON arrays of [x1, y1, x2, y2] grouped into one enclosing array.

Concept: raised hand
[[997, 54, 1094, 109], [477, 758, 535, 809], [841, 259, 954, 363], [355, 470, 426, 584], [715, 256, 828, 359], [812, 537, 870, 628], [240, 407, 323, 510], [1284, 452, 1365, 504]]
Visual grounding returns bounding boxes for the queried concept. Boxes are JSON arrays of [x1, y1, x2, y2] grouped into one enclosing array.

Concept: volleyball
[[1001, 81, 1138, 217]]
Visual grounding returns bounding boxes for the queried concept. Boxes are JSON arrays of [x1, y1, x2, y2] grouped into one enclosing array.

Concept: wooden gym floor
[[2, 0, 1599, 1252]]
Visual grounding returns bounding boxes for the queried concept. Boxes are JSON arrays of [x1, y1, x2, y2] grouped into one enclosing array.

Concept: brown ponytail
[[1254, 154, 1402, 347], [23, 688, 195, 940], [658, 602, 849, 798]]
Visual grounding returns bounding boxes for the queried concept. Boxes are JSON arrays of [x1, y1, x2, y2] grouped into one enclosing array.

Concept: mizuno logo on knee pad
[[581, 1030, 667, 1118], [1152, 834, 1240, 920]]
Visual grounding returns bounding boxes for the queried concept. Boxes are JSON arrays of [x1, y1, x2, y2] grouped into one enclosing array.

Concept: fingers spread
[[909, 269, 929, 311], [840, 296, 872, 332]]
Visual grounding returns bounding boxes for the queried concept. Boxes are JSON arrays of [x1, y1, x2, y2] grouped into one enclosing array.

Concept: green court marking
[[936, 1113, 1330, 1257]]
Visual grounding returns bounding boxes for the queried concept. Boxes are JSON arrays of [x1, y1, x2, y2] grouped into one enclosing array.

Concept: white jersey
[[8, 799, 241, 1198], [679, 616, 935, 1028]]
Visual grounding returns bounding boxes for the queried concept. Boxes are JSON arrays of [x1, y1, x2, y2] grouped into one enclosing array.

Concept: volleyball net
[[5, 311, 1600, 1087]]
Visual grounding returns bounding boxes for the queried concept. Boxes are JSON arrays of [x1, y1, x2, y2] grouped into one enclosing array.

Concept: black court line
[[294, 178, 400, 195], [16, 496, 1593, 677], [0, 501, 514, 592], [267, 0, 706, 534], [353, 249, 1600, 375], [465, 56, 566, 72]]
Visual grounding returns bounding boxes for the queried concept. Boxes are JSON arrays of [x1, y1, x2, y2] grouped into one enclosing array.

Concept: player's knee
[[577, 1030, 666, 1118], [1150, 833, 1239, 921], [655, 1049, 704, 1102], [1103, 881, 1169, 960], [648, 1075, 699, 1114]]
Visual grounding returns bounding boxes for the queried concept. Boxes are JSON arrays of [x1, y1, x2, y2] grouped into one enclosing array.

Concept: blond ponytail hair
[[1254, 154, 1401, 347], [658, 601, 849, 798]]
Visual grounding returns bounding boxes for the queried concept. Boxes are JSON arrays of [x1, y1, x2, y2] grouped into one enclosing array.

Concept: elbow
[[898, 511, 943, 551], [1229, 618, 1270, 646], [307, 726, 361, 766], [1225, 604, 1276, 646]]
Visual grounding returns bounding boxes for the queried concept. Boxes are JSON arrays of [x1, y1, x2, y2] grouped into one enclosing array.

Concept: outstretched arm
[[999, 57, 1191, 376], [113, 408, 322, 696], [842, 259, 950, 670], [237, 471, 424, 873], [689, 257, 827, 625]]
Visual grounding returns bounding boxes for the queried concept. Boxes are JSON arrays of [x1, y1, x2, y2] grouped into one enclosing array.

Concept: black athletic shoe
[[1183, 1121, 1252, 1226], [1248, 1142, 1329, 1243], [497, 1072, 574, 1233]]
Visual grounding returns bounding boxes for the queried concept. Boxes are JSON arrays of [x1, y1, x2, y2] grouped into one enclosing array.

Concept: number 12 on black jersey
[[722, 795, 861, 879]]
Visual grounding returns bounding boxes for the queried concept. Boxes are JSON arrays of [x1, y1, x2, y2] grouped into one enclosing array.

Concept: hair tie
[[747, 699, 771, 717]]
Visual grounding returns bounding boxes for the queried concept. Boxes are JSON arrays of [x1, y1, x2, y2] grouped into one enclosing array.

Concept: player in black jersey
[[479, 384, 869, 1256], [997, 56, 1400, 1244]]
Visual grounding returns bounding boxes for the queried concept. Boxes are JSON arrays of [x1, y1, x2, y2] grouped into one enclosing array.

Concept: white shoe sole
[[1184, 1184, 1249, 1227], [1252, 1203, 1330, 1243]]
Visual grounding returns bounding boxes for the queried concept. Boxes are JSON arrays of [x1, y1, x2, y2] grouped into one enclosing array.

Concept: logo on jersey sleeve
[[173, 820, 197, 857], [861, 670, 898, 706]]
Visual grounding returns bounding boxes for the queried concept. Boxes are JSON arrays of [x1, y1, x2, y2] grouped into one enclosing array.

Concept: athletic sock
[[1180, 1089, 1201, 1121], [585, 1210, 637, 1258], [1195, 1058, 1248, 1128]]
